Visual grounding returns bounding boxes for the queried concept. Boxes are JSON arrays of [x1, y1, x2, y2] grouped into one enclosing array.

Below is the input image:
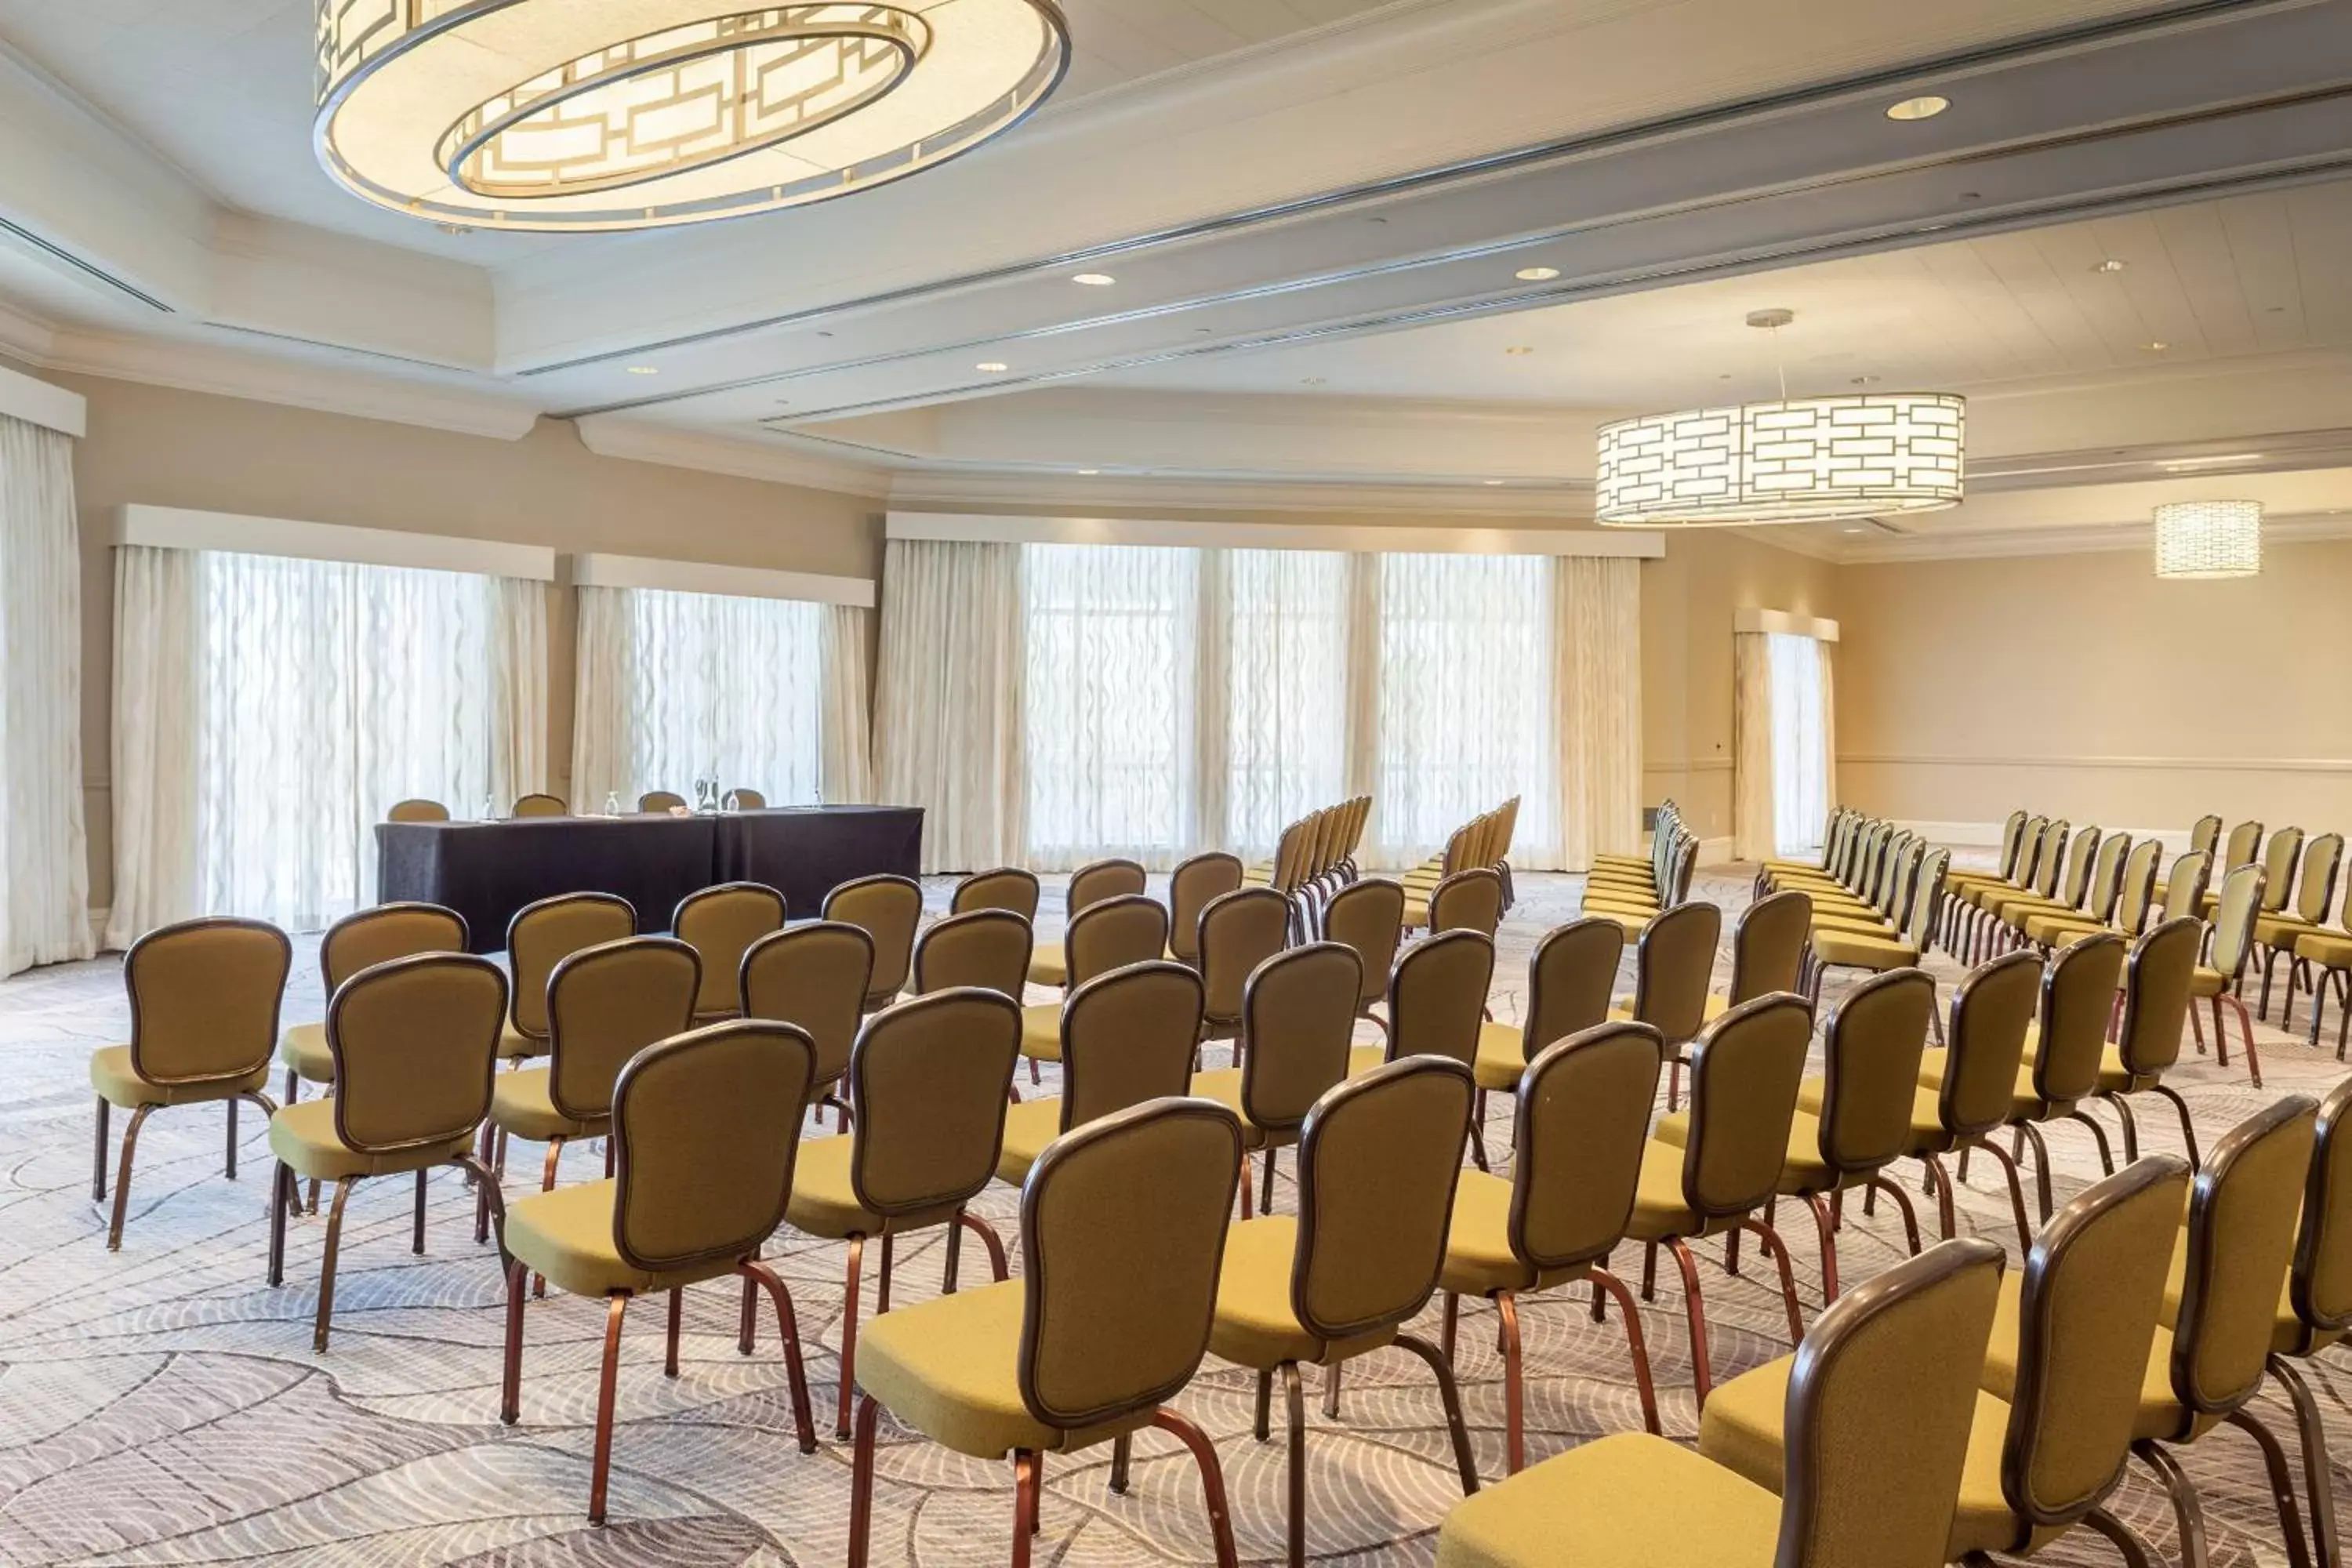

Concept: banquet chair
[[2296, 869, 2352, 1059], [1622, 996, 1814, 1411], [1708, 887, 1810, 1021], [502, 1021, 823, 1524], [673, 882, 786, 1023], [2088, 917, 2206, 1170], [1491, 795, 1524, 910], [728, 787, 766, 810], [1192, 942, 1363, 1218], [1807, 834, 1923, 941], [2252, 826, 2307, 924], [638, 790, 688, 813], [1697, 1155, 2189, 1568], [1472, 917, 1624, 1106], [1938, 808, 2030, 900], [279, 902, 467, 1105], [1196, 886, 1293, 1065], [2193, 862, 2268, 1087], [996, 962, 1202, 1189], [1168, 850, 1245, 964], [1598, 797, 1679, 879], [1418, 866, 1504, 938], [1348, 928, 1497, 1168], [1322, 877, 1406, 1037], [846, 1098, 1247, 1568], [387, 797, 450, 822], [1969, 933, 2130, 1225], [1018, 895, 1167, 1081], [2024, 835, 2158, 951], [2252, 1077, 2352, 1568], [1958, 818, 2059, 962], [1805, 849, 1950, 1038], [2257, 830, 2343, 1022], [1210, 1058, 1481, 1566], [1027, 856, 1149, 988], [502, 892, 635, 1064], [1441, 1021, 1667, 1471], [912, 908, 1033, 1000], [951, 866, 1041, 922], [510, 793, 566, 818], [1436, 1237, 2004, 1568], [1981, 828, 2106, 954], [785, 988, 1022, 1439], [2191, 819, 2266, 914], [1584, 836, 1698, 936], [267, 953, 508, 1352], [741, 921, 873, 1124], [2151, 814, 2227, 909], [822, 873, 924, 1012], [484, 936, 700, 1282], [1992, 1097, 2317, 1568], [92, 916, 291, 1250], [1612, 899, 1720, 1112]]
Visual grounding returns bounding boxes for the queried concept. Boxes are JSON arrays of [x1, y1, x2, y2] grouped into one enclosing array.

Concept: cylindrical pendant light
[[2153, 500, 2263, 579]]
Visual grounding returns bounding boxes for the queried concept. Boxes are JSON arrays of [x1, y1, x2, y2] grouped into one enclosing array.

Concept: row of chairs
[[1584, 797, 1699, 934], [383, 788, 773, 822], [1244, 797, 1372, 938], [1403, 797, 1523, 927]]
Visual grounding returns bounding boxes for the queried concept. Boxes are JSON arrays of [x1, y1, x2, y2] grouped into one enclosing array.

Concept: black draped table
[[375, 806, 925, 953]]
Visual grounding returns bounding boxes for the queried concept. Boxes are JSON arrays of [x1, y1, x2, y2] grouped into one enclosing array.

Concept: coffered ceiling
[[0, 0, 2347, 560]]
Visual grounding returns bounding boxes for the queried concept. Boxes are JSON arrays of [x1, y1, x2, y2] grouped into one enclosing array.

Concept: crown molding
[[0, 298, 56, 363], [573, 416, 892, 499], [882, 466, 1595, 518], [1835, 511, 2352, 564]]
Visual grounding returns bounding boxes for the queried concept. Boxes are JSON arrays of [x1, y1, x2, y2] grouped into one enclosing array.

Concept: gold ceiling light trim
[[314, 2, 1070, 232]]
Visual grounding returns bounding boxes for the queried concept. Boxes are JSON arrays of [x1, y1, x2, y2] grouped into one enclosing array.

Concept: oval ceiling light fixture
[[2154, 499, 2262, 579], [975, 361, 1009, 372], [1884, 94, 1950, 121], [1072, 273, 1116, 286], [626, 365, 660, 376], [1515, 266, 1560, 281], [1594, 308, 1965, 528], [314, 2, 1071, 232]]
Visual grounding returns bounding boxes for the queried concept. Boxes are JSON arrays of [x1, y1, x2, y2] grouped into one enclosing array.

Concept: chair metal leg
[[2227, 1406, 2317, 1568], [1493, 1290, 1523, 1473], [1152, 1407, 1242, 1568], [1323, 1359, 1341, 1421], [1254, 1367, 1273, 1442], [1109, 1432, 1132, 1494], [105, 1104, 154, 1250], [1667, 1236, 1714, 1410], [878, 1230, 895, 1316], [412, 1169, 428, 1255], [1238, 1151, 1253, 1221], [2101, 1092, 2143, 1164], [847, 1395, 882, 1568], [2151, 1085, 2203, 1171], [1282, 1362, 1307, 1568], [1976, 1136, 2037, 1247], [225, 1098, 238, 1179], [92, 1096, 109, 1202], [1740, 1218, 1806, 1343], [1922, 1153, 1958, 1241], [739, 1260, 820, 1453], [283, 1067, 299, 1105], [313, 1178, 354, 1353], [1012, 1449, 1043, 1565], [2019, 1122, 2056, 1223], [267, 1161, 292, 1286], [1803, 1194, 1840, 1302], [2082, 1505, 2159, 1568], [665, 1287, 683, 1378], [1261, 1146, 1278, 1217], [1867, 1175, 1924, 1255], [500, 1257, 529, 1423], [958, 1210, 1010, 1281], [2229, 992, 2263, 1088], [836, 1234, 866, 1440], [2065, 1109, 2116, 1177], [1394, 1332, 1480, 1494], [1589, 1269, 1660, 1435], [453, 1153, 508, 1270], [2133, 1438, 2212, 1568], [2272, 1356, 2342, 1568], [587, 1292, 630, 1525]]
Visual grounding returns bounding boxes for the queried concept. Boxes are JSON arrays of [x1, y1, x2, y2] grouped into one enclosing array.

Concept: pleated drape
[[873, 539, 1025, 873], [1553, 556, 1642, 872], [821, 604, 875, 804], [1733, 630, 1778, 862]]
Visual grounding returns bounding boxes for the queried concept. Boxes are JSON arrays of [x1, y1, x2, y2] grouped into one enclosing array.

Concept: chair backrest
[[729, 787, 767, 810], [1521, 917, 1626, 1065], [126, 916, 292, 1086], [2294, 833, 2344, 925], [1068, 857, 1149, 915], [1679, 993, 1815, 1219], [2029, 933, 2129, 1106], [1878, 837, 1926, 920], [510, 793, 566, 818], [952, 866, 1042, 922], [823, 873, 924, 1002], [320, 902, 467, 993], [1384, 929, 1494, 1069], [2012, 818, 2050, 889], [1064, 894, 1171, 988], [1509, 1022, 1665, 1273], [1167, 851, 1246, 962], [1901, 848, 1949, 949], [387, 797, 449, 822], [2111, 918, 2202, 1081], [2221, 818, 2264, 871], [2169, 1097, 2319, 1418], [1935, 950, 2041, 1138], [639, 790, 687, 813], [2080, 833, 2130, 923], [1775, 1238, 2006, 1568], [1998, 1156, 2193, 1533], [740, 921, 873, 1092], [1729, 889, 1811, 1007], [1237, 942, 1363, 1134], [1428, 867, 1504, 939], [2208, 862, 2266, 978], [2031, 822, 2072, 900], [1060, 961, 1204, 1130], [546, 937, 702, 1123], [1017, 1098, 1243, 1432], [325, 952, 508, 1154], [2111, 838, 2162, 935], [1290, 1057, 1475, 1341], [673, 881, 786, 1018], [1993, 810, 2030, 879], [1812, 969, 1937, 1178], [507, 892, 636, 1040], [847, 989, 1024, 1218], [2055, 827, 2103, 911], [2259, 826, 2305, 913], [2292, 1079, 2352, 1341], [1269, 817, 1309, 892], [2187, 813, 2223, 859], [611, 1021, 815, 1274], [1323, 878, 1406, 1009], [1630, 900, 1722, 1047], [2158, 848, 2212, 923], [1198, 887, 1292, 1024], [912, 908, 1033, 998]]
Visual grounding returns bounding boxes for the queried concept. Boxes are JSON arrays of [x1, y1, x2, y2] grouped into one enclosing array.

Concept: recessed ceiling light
[[1842, 525, 1870, 535], [1885, 94, 1950, 122], [1077, 468, 1100, 474], [1504, 346, 1535, 356], [1849, 375, 1880, 386], [1515, 266, 1560, 281], [626, 365, 659, 376], [1072, 273, 1115, 286], [2092, 259, 2128, 274], [1483, 479, 1507, 486], [1301, 376, 1327, 386], [2141, 341, 2169, 353], [976, 361, 1009, 372]]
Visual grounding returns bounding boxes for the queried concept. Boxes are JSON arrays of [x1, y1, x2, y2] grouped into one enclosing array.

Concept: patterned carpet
[[0, 867, 2342, 1566]]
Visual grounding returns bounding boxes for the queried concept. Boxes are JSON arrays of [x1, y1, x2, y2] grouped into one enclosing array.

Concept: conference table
[[375, 806, 926, 953]]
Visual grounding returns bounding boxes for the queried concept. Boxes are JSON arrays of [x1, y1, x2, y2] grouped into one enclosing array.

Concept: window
[[1216, 548, 1349, 858], [1769, 631, 1829, 855], [601, 586, 826, 811]]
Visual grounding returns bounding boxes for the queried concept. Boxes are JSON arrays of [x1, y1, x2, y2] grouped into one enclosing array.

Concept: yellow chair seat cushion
[[1594, 852, 1653, 871], [1026, 942, 1067, 988], [1018, 1004, 1063, 1062], [2156, 1223, 2337, 1359], [1436, 1431, 1780, 1568], [994, 1098, 1065, 1186], [2023, 910, 2109, 946], [264, 1096, 475, 1181], [1346, 1043, 1388, 1077], [2296, 930, 2352, 967], [1441, 1167, 1590, 1298], [1916, 1051, 2051, 1120], [488, 1066, 607, 1143], [2187, 965, 2231, 999], [90, 1047, 269, 1110], [1978, 1269, 2201, 1444], [1809, 927, 1919, 969], [1472, 1022, 1531, 1091], [2254, 913, 2321, 949], [1624, 1138, 1740, 1243], [1651, 1109, 1859, 1196], [1185, 1067, 1275, 1150], [278, 1023, 332, 1085], [1795, 1076, 1955, 1155], [785, 1134, 963, 1240], [1208, 1215, 1396, 1370], [503, 1177, 746, 1298], [1403, 898, 1432, 929], [498, 1022, 549, 1062], [1807, 912, 1896, 938]]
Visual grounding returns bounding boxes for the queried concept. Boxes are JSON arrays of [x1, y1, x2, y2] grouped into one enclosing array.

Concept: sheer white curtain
[[874, 539, 1024, 873], [1204, 547, 1350, 859], [1022, 543, 1200, 870], [1733, 630, 1777, 863], [821, 604, 875, 804], [1554, 556, 1642, 872], [1769, 631, 1830, 855], [110, 546, 533, 942], [1367, 553, 1561, 869], [0, 415, 92, 971], [570, 583, 826, 811], [492, 577, 551, 806]]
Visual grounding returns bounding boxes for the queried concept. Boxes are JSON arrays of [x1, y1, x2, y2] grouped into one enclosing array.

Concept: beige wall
[[1838, 539, 2352, 834], [57, 372, 884, 907]]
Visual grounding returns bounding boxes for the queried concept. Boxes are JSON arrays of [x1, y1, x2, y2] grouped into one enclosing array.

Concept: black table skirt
[[376, 807, 925, 953]]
